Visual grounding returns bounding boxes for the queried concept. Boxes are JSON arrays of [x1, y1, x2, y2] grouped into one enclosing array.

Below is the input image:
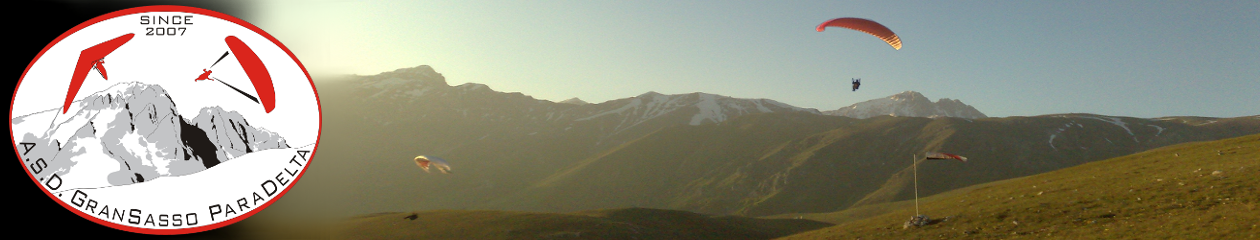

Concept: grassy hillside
[[486, 112, 858, 213], [331, 208, 830, 240], [492, 113, 1260, 217], [778, 133, 1260, 239]]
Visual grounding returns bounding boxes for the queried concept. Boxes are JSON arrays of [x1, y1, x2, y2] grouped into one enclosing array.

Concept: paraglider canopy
[[817, 17, 902, 50], [414, 155, 453, 174]]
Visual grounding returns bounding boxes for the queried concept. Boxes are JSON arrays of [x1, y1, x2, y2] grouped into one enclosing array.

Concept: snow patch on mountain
[[1149, 124, 1165, 136], [1047, 121, 1087, 150], [642, 92, 688, 121], [1078, 116, 1142, 143], [1048, 134, 1057, 150], [1082, 116, 1133, 136], [576, 98, 643, 122], [692, 93, 725, 125], [577, 91, 817, 130]]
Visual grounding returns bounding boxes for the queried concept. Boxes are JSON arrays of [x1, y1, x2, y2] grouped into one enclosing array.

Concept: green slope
[[492, 113, 1260, 217], [778, 133, 1260, 239]]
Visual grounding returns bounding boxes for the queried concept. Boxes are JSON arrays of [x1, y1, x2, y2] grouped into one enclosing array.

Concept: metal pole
[[914, 154, 919, 216]]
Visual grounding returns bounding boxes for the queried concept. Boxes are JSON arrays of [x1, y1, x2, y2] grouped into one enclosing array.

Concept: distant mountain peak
[[456, 82, 491, 92], [824, 91, 987, 119], [391, 65, 439, 76], [360, 65, 448, 90], [889, 91, 927, 101], [637, 91, 663, 98], [559, 98, 589, 105]]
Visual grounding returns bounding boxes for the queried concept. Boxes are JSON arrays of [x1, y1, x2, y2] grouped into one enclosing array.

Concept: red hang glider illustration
[[63, 33, 133, 114]]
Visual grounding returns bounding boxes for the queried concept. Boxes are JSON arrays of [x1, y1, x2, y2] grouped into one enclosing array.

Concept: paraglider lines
[[210, 77, 260, 104], [209, 51, 230, 68], [197, 50, 261, 105]]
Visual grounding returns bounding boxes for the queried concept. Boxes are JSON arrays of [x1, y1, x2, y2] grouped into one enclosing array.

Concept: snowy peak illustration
[[12, 82, 287, 191], [824, 91, 988, 119], [187, 106, 289, 161]]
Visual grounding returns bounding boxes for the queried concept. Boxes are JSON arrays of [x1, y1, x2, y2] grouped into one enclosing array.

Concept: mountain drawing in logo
[[13, 82, 288, 191]]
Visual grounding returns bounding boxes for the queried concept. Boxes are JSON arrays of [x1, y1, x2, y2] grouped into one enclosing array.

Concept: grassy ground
[[765, 181, 1002, 225], [226, 133, 1258, 239], [778, 133, 1260, 239], [330, 207, 830, 240]]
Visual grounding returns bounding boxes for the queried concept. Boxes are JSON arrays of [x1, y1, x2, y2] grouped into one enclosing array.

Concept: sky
[[250, 0, 1258, 118]]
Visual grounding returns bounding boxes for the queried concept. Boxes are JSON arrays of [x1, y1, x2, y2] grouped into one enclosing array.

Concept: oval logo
[[10, 6, 321, 235]]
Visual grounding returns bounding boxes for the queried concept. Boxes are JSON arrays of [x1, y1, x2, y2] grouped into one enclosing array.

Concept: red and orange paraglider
[[816, 17, 902, 50]]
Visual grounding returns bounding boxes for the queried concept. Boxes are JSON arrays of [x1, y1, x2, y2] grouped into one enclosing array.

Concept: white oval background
[[12, 7, 319, 233]]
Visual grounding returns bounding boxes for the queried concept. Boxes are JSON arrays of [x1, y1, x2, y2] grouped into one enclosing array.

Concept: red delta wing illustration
[[62, 33, 133, 113]]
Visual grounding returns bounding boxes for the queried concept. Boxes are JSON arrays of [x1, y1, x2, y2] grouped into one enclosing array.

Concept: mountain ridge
[[291, 65, 1260, 219]]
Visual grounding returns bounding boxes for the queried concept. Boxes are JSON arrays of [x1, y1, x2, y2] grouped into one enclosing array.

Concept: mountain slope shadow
[[180, 117, 220, 168]]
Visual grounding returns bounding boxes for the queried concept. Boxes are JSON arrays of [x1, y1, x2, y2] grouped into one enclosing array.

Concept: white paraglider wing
[[414, 155, 453, 174]]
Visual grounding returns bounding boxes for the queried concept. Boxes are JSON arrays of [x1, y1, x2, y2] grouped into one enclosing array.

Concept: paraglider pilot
[[195, 69, 213, 81], [851, 78, 861, 91]]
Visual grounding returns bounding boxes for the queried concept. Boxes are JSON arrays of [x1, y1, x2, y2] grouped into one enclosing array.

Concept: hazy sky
[[252, 0, 1258, 118]]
